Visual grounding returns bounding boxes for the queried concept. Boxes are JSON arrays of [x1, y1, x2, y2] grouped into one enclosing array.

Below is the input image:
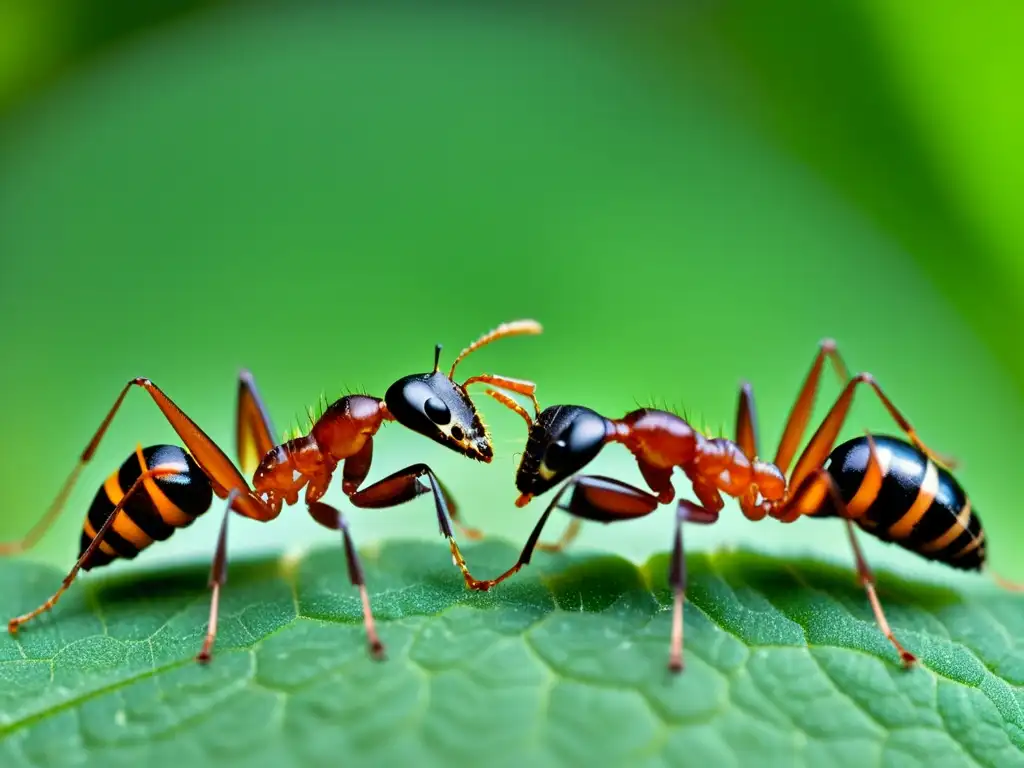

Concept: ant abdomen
[[81, 445, 212, 570], [820, 435, 984, 571]]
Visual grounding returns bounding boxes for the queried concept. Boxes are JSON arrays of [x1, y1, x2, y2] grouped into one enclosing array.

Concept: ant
[[0, 320, 542, 663], [465, 340, 1001, 672]]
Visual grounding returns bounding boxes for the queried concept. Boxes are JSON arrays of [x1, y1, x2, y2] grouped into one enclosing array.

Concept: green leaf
[[1, 540, 1022, 767]]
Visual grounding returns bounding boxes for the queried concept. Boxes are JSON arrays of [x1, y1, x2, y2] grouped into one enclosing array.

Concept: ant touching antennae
[[1, 319, 542, 664], [465, 340, 999, 674]]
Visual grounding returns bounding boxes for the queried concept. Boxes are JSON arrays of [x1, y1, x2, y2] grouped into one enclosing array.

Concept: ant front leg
[[342, 441, 481, 542], [438, 475, 483, 542], [340, 437, 374, 496], [470, 475, 662, 592], [347, 464, 483, 588]]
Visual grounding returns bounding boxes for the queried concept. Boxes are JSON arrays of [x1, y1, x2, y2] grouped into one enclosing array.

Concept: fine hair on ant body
[[0, 320, 542, 663], [464, 340, 1004, 672]]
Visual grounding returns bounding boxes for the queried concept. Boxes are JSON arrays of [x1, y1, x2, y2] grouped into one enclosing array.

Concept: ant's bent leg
[[472, 475, 661, 591], [349, 463, 484, 588]]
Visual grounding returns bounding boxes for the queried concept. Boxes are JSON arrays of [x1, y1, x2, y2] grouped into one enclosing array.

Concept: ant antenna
[[483, 388, 533, 430], [448, 319, 543, 379], [433, 344, 442, 374]]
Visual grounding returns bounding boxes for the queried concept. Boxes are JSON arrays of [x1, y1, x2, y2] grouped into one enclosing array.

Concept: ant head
[[385, 320, 543, 464], [385, 353, 492, 462], [514, 405, 610, 503]]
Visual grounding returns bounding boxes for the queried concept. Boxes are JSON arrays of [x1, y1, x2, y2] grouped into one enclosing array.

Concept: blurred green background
[[1, 2, 1022, 587]]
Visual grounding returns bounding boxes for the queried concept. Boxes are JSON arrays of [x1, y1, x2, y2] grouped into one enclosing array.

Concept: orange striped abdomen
[[80, 445, 214, 570], [816, 435, 984, 571]]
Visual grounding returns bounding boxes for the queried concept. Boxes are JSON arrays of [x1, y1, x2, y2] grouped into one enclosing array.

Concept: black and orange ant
[[466, 341, 1003, 672], [1, 320, 542, 663]]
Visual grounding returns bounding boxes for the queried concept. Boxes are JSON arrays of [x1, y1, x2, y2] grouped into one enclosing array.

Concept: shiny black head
[[384, 322, 544, 463], [515, 405, 610, 502], [385, 370, 492, 462]]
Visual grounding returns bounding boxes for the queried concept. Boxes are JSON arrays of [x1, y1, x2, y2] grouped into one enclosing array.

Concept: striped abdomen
[[815, 435, 984, 571], [81, 445, 214, 570]]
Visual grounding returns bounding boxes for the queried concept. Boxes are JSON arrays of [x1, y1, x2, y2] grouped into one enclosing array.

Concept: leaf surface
[[1, 540, 1021, 768]]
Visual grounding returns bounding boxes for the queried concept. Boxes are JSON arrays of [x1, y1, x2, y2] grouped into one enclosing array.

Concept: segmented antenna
[[448, 319, 543, 379], [433, 344, 442, 373]]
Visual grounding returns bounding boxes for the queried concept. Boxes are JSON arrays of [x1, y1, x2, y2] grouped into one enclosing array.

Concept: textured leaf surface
[[0, 540, 1022, 768]]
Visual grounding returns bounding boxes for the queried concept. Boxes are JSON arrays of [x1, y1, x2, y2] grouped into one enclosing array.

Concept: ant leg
[[776, 341, 956, 481], [1, 378, 276, 549], [121, 380, 259, 509], [348, 464, 484, 587], [464, 375, 541, 417], [236, 370, 277, 477], [668, 500, 720, 672], [471, 476, 661, 591], [773, 466, 916, 666], [535, 519, 583, 554], [637, 459, 676, 505], [845, 516, 917, 667], [990, 570, 1024, 592], [734, 383, 791, 508], [472, 482, 576, 591], [682, 466, 726, 518], [0, 461, 85, 555], [307, 502, 385, 659], [484, 391, 575, 552], [735, 382, 760, 461], [435, 475, 483, 542], [774, 340, 850, 473], [343, 444, 480, 541], [196, 489, 238, 663], [8, 465, 179, 633], [788, 368, 953, 493], [341, 438, 374, 496]]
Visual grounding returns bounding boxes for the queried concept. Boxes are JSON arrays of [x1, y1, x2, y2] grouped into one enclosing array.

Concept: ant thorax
[[614, 409, 698, 469], [310, 395, 388, 462], [252, 436, 329, 509], [252, 394, 388, 510]]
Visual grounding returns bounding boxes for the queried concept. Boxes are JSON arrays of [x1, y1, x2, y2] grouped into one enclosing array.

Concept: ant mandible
[[0, 319, 542, 663], [466, 341, 999, 672]]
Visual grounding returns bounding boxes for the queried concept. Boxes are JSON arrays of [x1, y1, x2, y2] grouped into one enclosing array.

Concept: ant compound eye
[[451, 425, 465, 441], [543, 439, 568, 469], [423, 397, 451, 425]]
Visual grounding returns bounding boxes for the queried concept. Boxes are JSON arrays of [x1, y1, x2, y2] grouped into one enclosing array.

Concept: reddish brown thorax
[[310, 395, 390, 461], [253, 395, 390, 511], [252, 437, 325, 507], [614, 409, 698, 469]]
